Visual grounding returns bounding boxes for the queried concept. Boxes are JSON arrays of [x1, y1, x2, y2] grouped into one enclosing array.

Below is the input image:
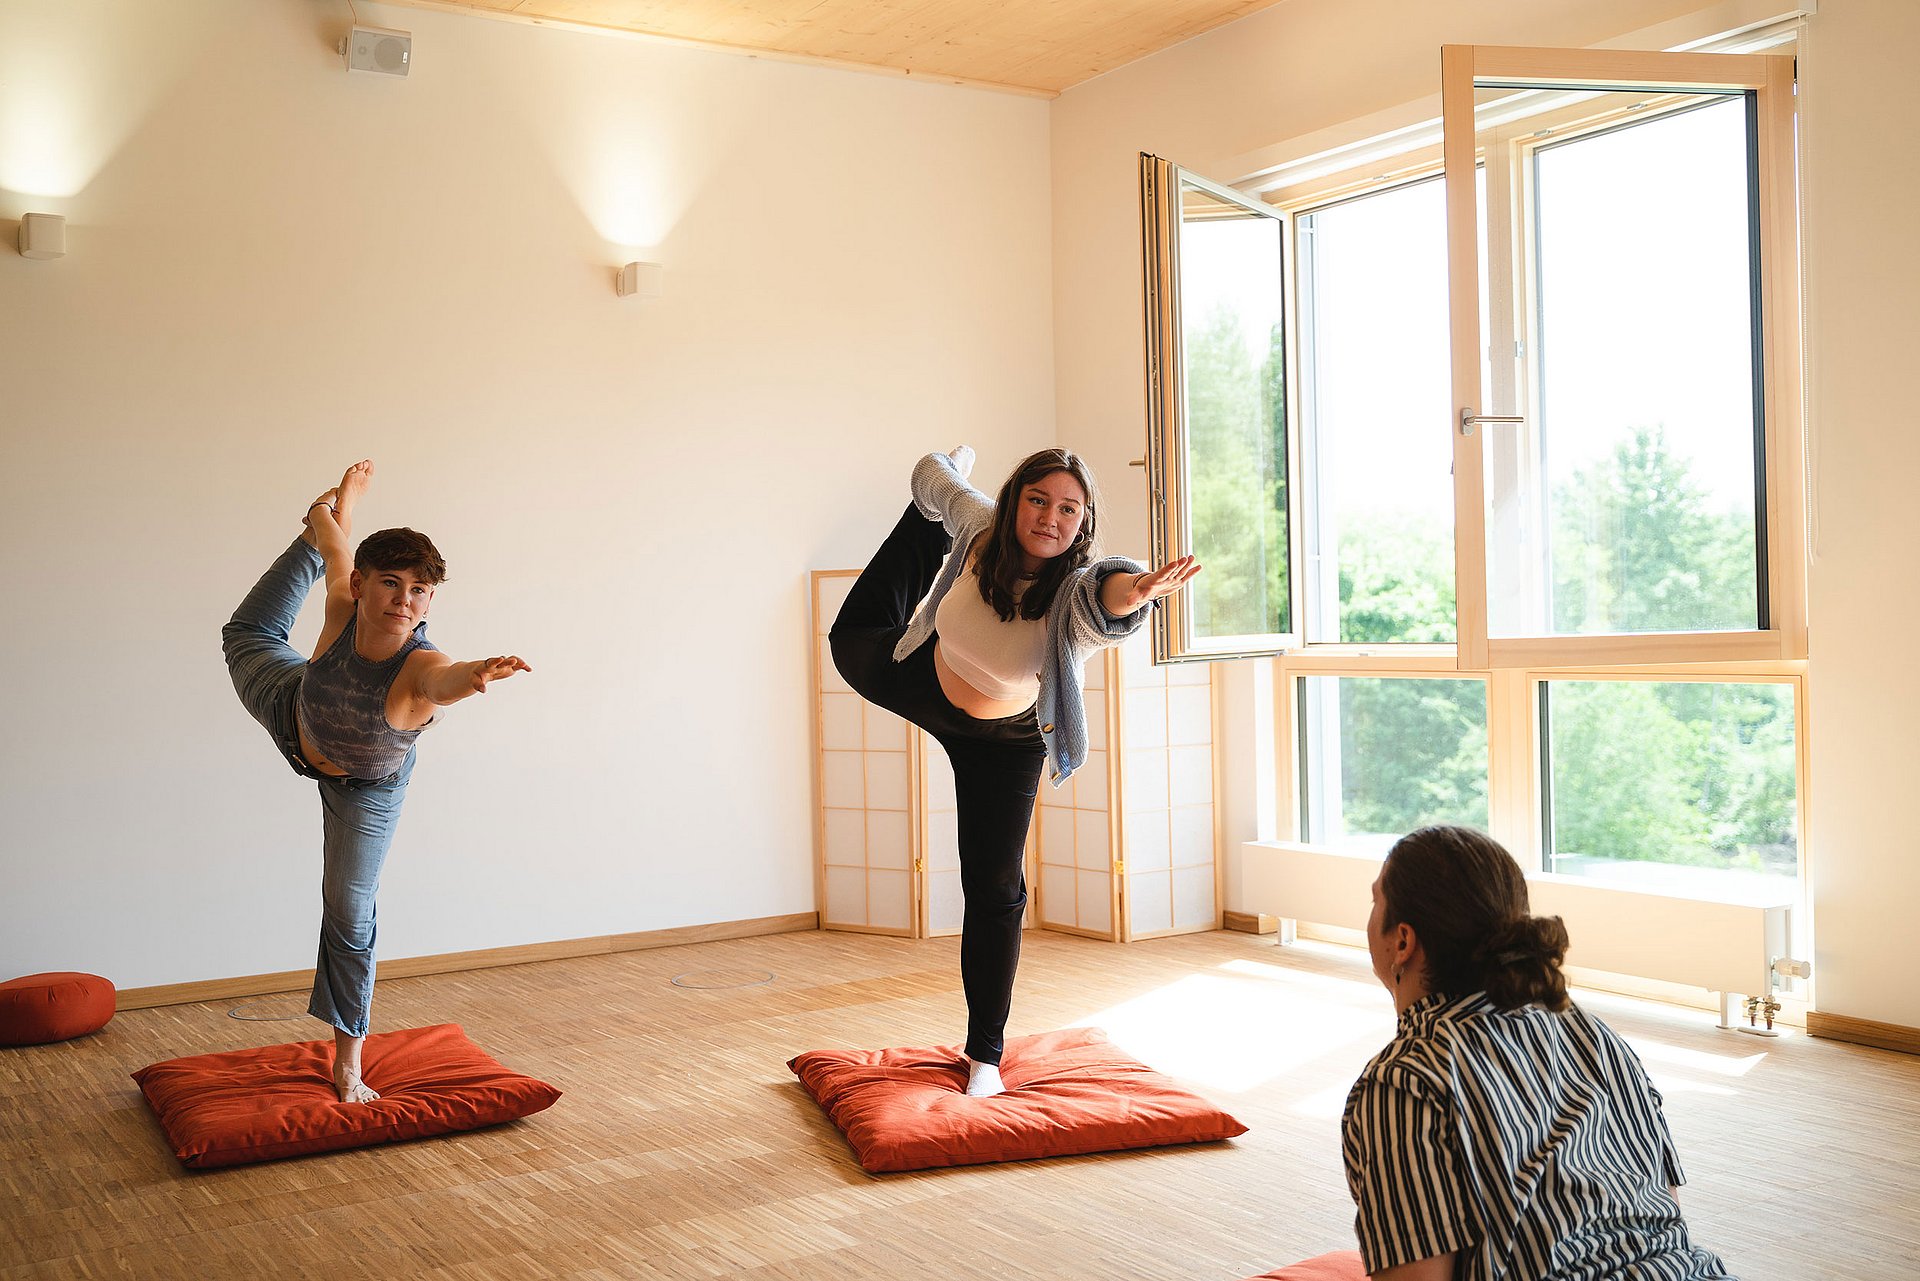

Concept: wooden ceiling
[[387, 0, 1292, 95]]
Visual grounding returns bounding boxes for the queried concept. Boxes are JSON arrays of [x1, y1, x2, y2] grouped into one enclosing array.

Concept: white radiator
[[1240, 841, 1791, 1017]]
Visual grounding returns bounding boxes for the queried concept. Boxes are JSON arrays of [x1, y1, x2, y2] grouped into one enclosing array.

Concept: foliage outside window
[[1543, 680, 1797, 903], [1141, 46, 1805, 908]]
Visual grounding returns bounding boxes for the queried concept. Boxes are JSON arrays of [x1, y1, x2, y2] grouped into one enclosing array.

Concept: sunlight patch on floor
[[1073, 970, 1387, 1093], [1627, 1037, 1768, 1078]]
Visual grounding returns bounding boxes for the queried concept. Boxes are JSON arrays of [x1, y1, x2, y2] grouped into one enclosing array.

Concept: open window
[[1140, 157, 1296, 662], [1145, 41, 1807, 924]]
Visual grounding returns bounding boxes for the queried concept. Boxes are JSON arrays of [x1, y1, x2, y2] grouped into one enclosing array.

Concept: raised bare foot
[[334, 459, 374, 536], [302, 487, 340, 546]]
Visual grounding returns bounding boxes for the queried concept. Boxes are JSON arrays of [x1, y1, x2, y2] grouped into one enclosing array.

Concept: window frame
[[1140, 153, 1301, 663], [1143, 44, 1810, 918], [1441, 45, 1806, 670]]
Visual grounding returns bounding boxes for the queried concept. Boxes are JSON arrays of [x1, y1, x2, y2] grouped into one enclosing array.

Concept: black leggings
[[830, 504, 1045, 1066]]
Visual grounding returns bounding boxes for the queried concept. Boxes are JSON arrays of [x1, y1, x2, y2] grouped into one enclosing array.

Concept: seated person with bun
[[1344, 825, 1734, 1281]]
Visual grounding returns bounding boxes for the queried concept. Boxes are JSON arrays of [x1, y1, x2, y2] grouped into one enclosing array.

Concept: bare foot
[[335, 1073, 380, 1104], [334, 460, 373, 539], [332, 1030, 379, 1103], [302, 487, 340, 547]]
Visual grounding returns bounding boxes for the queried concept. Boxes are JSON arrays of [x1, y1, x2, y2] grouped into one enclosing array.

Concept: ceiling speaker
[[340, 25, 411, 76]]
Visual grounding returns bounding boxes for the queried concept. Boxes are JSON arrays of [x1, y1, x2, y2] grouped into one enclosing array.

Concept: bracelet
[[308, 501, 337, 513]]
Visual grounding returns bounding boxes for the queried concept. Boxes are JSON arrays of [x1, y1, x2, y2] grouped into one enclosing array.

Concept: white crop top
[[934, 570, 1046, 705]]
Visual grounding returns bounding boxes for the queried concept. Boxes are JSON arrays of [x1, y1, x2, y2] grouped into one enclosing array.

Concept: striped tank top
[[296, 617, 438, 781]]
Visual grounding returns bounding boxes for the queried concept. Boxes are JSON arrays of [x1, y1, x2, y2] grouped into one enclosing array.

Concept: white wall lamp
[[615, 261, 663, 299], [18, 213, 66, 260]]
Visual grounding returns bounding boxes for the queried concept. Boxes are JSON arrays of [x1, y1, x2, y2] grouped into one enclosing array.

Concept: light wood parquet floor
[[4, 928, 1918, 1280]]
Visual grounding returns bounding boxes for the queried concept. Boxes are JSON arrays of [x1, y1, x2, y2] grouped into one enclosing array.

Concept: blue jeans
[[222, 537, 414, 1039]]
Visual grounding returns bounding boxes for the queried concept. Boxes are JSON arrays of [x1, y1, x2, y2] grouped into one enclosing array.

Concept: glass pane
[[1177, 179, 1289, 641], [1475, 86, 1763, 638], [1543, 680, 1798, 903], [1298, 178, 1457, 644], [1299, 676, 1488, 853]]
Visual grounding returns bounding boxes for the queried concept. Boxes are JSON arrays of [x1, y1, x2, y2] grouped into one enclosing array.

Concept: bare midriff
[[295, 720, 351, 777], [932, 643, 1037, 721]]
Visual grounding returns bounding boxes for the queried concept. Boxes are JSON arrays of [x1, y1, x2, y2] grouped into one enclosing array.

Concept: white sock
[[965, 1058, 1005, 1098], [948, 445, 975, 480]]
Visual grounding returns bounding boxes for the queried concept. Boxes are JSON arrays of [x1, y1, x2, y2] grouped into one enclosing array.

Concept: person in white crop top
[[830, 446, 1200, 1097]]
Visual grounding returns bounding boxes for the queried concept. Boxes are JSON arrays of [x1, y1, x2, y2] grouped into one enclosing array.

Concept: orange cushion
[[0, 972, 115, 1046], [1247, 1251, 1368, 1280], [132, 1023, 561, 1169], [788, 1026, 1247, 1173]]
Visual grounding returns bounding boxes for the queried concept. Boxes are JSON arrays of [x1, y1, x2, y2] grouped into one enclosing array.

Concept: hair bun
[[1477, 915, 1571, 1011]]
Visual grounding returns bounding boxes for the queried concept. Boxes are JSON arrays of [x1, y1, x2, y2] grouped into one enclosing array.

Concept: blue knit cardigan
[[892, 449, 1149, 786]]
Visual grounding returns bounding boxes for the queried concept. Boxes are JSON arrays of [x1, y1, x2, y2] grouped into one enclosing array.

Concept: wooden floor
[[4, 928, 1918, 1280]]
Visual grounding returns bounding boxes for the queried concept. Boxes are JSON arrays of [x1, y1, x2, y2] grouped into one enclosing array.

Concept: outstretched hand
[[469, 655, 532, 693], [1109, 555, 1203, 615]]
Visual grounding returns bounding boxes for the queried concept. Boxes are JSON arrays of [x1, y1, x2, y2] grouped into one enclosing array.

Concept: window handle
[[1460, 408, 1524, 436]]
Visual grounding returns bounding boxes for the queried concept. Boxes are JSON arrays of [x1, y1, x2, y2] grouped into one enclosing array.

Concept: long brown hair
[[974, 448, 1101, 621], [1381, 825, 1571, 1012]]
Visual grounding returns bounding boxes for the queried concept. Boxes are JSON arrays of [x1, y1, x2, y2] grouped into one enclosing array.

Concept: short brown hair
[[354, 527, 447, 585], [1381, 825, 1571, 1012]]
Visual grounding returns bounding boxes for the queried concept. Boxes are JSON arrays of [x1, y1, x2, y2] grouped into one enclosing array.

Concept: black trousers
[[830, 504, 1045, 1066]]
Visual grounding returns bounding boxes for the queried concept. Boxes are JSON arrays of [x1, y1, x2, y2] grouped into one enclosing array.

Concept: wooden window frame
[[1442, 45, 1806, 670]]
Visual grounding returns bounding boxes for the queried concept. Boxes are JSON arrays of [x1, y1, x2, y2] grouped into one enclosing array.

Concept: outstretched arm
[[1099, 554, 1202, 617], [414, 652, 533, 707]]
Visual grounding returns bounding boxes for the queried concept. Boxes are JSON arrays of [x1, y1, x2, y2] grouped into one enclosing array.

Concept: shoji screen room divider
[[811, 571, 1219, 943]]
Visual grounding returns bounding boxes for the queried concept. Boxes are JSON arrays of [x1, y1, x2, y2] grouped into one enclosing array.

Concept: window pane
[[1478, 90, 1765, 639], [1298, 179, 1457, 643], [1299, 676, 1488, 853], [1177, 180, 1289, 640], [1543, 680, 1797, 902]]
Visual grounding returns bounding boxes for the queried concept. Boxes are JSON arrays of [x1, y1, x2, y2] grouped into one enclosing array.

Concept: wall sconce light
[[18, 213, 66, 260], [615, 261, 663, 299]]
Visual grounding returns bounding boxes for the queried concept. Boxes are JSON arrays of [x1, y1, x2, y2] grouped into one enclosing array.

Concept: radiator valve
[[1743, 993, 1782, 1032]]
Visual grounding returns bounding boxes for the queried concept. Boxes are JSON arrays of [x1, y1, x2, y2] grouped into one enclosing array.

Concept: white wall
[[1798, 0, 1920, 1029], [0, 0, 1053, 989], [1052, 0, 1920, 1027]]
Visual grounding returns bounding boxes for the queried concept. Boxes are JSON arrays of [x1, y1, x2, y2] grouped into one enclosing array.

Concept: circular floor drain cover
[[669, 968, 775, 990], [227, 997, 309, 1021]]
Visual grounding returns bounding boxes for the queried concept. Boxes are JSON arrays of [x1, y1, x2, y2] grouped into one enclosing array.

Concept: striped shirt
[[1341, 992, 1734, 1281]]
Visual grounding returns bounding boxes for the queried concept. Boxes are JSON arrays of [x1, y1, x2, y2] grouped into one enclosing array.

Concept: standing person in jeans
[[222, 460, 530, 1103], [830, 446, 1200, 1097], [1345, 825, 1735, 1280]]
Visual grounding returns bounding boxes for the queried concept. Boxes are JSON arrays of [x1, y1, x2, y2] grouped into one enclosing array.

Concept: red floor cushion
[[788, 1026, 1247, 1173], [0, 972, 115, 1046], [1247, 1251, 1368, 1280], [132, 1023, 561, 1169]]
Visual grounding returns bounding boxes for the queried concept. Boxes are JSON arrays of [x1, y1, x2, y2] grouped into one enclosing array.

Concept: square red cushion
[[1248, 1251, 1368, 1280], [132, 1023, 561, 1169], [788, 1026, 1247, 1173]]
